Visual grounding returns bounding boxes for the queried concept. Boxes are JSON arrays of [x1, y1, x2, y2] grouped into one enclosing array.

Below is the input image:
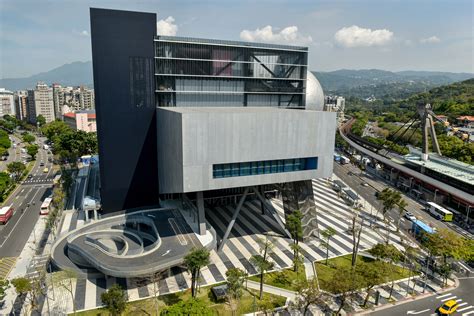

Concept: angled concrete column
[[196, 191, 206, 236], [252, 187, 292, 239], [217, 187, 249, 252]]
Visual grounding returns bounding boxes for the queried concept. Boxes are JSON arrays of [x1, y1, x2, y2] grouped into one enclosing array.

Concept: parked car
[[39, 162, 44, 167]]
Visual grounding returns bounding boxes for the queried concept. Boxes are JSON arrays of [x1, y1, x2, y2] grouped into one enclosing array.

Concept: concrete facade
[[157, 107, 336, 194]]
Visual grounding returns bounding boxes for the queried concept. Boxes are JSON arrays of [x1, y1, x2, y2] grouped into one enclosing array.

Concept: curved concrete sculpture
[[51, 208, 214, 278]]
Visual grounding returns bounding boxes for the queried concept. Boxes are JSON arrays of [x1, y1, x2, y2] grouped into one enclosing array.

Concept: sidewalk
[[0, 215, 48, 315]]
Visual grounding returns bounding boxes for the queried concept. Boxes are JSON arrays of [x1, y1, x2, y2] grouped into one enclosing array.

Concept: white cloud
[[157, 16, 177, 36], [80, 30, 89, 37], [420, 36, 441, 44], [240, 25, 312, 45], [334, 25, 393, 47]]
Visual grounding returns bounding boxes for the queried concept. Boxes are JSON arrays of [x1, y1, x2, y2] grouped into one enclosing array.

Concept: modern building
[[50, 7, 336, 278], [53, 84, 95, 119], [63, 110, 97, 132], [90, 8, 335, 218], [14, 90, 28, 120], [0, 88, 15, 117], [456, 116, 474, 128], [27, 82, 55, 124]]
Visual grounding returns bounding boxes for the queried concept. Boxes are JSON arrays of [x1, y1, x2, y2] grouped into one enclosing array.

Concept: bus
[[426, 202, 453, 222], [412, 219, 435, 239], [0, 205, 13, 224], [40, 197, 52, 215]]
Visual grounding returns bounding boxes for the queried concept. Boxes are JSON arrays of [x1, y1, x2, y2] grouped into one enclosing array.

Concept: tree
[[11, 277, 31, 297], [286, 210, 303, 272], [250, 235, 275, 300], [293, 279, 325, 316], [350, 212, 365, 267], [184, 247, 210, 298], [423, 229, 471, 285], [26, 144, 39, 160], [321, 227, 337, 265], [327, 267, 361, 314], [101, 284, 128, 316], [22, 133, 35, 144], [377, 188, 403, 242], [368, 243, 402, 299], [7, 161, 26, 181], [161, 298, 214, 316], [396, 198, 408, 232], [225, 268, 246, 316], [36, 115, 46, 127], [0, 278, 9, 304], [52, 269, 79, 315], [357, 261, 388, 307]]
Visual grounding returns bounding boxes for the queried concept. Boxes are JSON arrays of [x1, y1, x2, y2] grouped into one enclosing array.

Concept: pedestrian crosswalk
[[435, 292, 474, 315], [22, 178, 52, 184], [47, 177, 419, 314]]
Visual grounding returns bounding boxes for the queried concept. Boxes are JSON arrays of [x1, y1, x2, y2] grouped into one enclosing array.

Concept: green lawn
[[248, 266, 306, 291], [315, 254, 411, 293], [74, 284, 286, 316]]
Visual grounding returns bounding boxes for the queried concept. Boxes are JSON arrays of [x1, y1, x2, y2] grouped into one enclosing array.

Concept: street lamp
[[434, 189, 438, 203]]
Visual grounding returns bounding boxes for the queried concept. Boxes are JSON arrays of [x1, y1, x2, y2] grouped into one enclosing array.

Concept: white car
[[404, 211, 417, 221]]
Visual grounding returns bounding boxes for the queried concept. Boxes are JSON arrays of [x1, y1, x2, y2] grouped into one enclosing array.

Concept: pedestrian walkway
[[435, 292, 474, 316], [43, 177, 418, 314], [0, 257, 17, 279]]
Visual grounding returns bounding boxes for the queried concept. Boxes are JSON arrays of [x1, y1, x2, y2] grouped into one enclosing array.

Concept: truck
[[0, 205, 14, 224], [43, 144, 49, 150]]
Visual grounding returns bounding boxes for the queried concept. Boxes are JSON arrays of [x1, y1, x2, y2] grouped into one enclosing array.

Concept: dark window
[[212, 157, 317, 178]]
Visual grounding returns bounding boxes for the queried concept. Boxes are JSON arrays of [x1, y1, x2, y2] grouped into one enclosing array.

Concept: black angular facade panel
[[90, 8, 158, 213]]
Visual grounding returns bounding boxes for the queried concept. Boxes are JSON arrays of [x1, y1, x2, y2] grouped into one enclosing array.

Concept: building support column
[[196, 191, 206, 236], [217, 187, 249, 252], [252, 187, 292, 239]]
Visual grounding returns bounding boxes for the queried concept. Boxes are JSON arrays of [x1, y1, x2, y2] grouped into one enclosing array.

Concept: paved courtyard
[[42, 177, 423, 314]]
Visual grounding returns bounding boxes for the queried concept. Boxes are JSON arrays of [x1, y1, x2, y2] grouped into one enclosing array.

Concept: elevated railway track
[[339, 119, 474, 208]]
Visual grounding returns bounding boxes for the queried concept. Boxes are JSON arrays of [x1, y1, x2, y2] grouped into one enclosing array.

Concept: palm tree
[[320, 227, 337, 265], [184, 248, 210, 298]]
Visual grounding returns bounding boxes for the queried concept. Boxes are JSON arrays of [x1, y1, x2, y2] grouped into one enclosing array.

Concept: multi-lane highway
[[369, 276, 474, 316], [333, 160, 473, 239], [0, 136, 54, 258]]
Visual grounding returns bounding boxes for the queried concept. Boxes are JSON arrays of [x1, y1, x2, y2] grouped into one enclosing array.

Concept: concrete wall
[[157, 107, 336, 194]]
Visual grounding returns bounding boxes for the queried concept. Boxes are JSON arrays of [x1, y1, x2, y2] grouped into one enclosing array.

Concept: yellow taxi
[[438, 299, 459, 315], [43, 167, 49, 173]]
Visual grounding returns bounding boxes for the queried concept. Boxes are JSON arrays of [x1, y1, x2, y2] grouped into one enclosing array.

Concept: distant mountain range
[[1, 61, 472, 98], [313, 69, 474, 100], [0, 61, 93, 91]]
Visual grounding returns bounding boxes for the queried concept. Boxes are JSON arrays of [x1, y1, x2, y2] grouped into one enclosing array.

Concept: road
[[333, 161, 473, 239], [0, 134, 22, 172], [0, 137, 55, 258], [369, 276, 474, 316]]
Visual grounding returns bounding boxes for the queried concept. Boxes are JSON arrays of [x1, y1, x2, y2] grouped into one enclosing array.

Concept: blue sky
[[0, 0, 472, 78]]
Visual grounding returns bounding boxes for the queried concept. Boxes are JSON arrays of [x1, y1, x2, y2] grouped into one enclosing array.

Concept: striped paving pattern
[[53, 178, 415, 314], [0, 257, 17, 279]]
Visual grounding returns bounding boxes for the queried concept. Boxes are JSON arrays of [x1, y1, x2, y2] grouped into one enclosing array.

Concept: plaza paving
[[42, 178, 423, 314]]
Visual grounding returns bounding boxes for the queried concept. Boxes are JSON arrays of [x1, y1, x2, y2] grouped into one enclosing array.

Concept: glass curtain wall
[[155, 37, 308, 108]]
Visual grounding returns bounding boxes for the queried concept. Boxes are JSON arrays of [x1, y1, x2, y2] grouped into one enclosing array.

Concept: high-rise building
[[90, 8, 335, 220], [27, 82, 55, 124], [0, 88, 15, 117], [14, 90, 28, 120]]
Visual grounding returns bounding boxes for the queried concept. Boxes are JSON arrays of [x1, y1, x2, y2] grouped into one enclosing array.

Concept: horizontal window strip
[[213, 157, 318, 179]]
